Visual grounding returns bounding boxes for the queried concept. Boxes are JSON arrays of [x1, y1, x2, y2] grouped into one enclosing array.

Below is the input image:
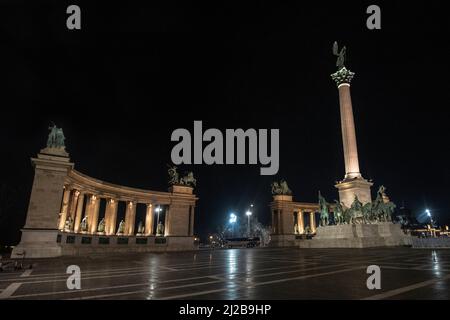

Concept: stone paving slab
[[0, 248, 449, 300]]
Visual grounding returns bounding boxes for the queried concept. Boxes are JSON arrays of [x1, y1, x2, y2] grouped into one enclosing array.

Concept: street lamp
[[229, 213, 237, 237], [246, 210, 252, 237], [426, 209, 433, 224], [155, 206, 162, 225], [426, 209, 434, 237]]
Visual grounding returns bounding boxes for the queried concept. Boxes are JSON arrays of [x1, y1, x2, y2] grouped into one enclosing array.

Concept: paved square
[[1, 248, 449, 300]]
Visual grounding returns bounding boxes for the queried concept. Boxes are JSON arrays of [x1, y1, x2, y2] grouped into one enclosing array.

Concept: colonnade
[[271, 208, 316, 235], [58, 185, 194, 237], [294, 210, 316, 235]]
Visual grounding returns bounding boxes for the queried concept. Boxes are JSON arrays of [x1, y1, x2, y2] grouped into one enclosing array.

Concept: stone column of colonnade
[[69, 190, 80, 222], [164, 206, 171, 236], [309, 211, 316, 233], [297, 210, 304, 234], [124, 201, 137, 235], [104, 198, 118, 235], [145, 203, 154, 235], [58, 186, 71, 230], [73, 192, 85, 233], [87, 195, 100, 234]]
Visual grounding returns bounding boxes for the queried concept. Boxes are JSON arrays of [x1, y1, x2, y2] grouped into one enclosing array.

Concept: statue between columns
[[64, 216, 74, 232], [97, 218, 105, 233], [80, 215, 88, 233], [156, 221, 164, 236], [117, 220, 125, 235], [137, 221, 145, 234]]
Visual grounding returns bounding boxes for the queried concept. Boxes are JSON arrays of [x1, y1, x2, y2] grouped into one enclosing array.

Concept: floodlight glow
[[229, 213, 237, 224], [246, 210, 252, 216]]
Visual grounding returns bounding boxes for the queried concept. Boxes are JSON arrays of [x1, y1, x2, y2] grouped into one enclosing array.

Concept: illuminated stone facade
[[12, 147, 198, 258]]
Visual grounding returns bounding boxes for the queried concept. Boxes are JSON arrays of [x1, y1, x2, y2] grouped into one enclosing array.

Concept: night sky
[[1, 1, 449, 244]]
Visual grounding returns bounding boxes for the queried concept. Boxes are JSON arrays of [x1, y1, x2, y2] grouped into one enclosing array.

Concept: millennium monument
[[12, 125, 198, 258], [269, 43, 411, 248], [331, 42, 373, 208]]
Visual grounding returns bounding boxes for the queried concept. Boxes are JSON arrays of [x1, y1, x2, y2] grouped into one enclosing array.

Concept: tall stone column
[[297, 210, 304, 234], [164, 206, 171, 236], [145, 203, 154, 235], [74, 192, 85, 233], [88, 195, 100, 234], [105, 198, 118, 235], [69, 190, 80, 221], [58, 187, 71, 230], [310, 211, 316, 234], [12, 146, 74, 258], [332, 66, 373, 208], [125, 201, 136, 235]]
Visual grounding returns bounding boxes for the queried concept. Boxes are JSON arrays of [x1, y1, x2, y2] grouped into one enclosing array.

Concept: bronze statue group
[[319, 186, 396, 227]]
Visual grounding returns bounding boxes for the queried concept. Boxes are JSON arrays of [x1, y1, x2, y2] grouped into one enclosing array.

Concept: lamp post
[[229, 213, 237, 238], [155, 206, 162, 235], [426, 209, 434, 237], [246, 210, 253, 237], [155, 206, 162, 224]]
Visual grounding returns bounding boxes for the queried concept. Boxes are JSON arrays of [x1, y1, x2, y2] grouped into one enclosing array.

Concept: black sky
[[1, 1, 450, 244]]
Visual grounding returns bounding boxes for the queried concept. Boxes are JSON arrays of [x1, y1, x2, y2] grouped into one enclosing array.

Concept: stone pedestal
[[335, 177, 373, 208], [169, 185, 193, 194], [12, 229, 62, 258], [167, 185, 195, 237], [269, 195, 295, 246], [12, 150, 73, 258], [298, 223, 412, 248]]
